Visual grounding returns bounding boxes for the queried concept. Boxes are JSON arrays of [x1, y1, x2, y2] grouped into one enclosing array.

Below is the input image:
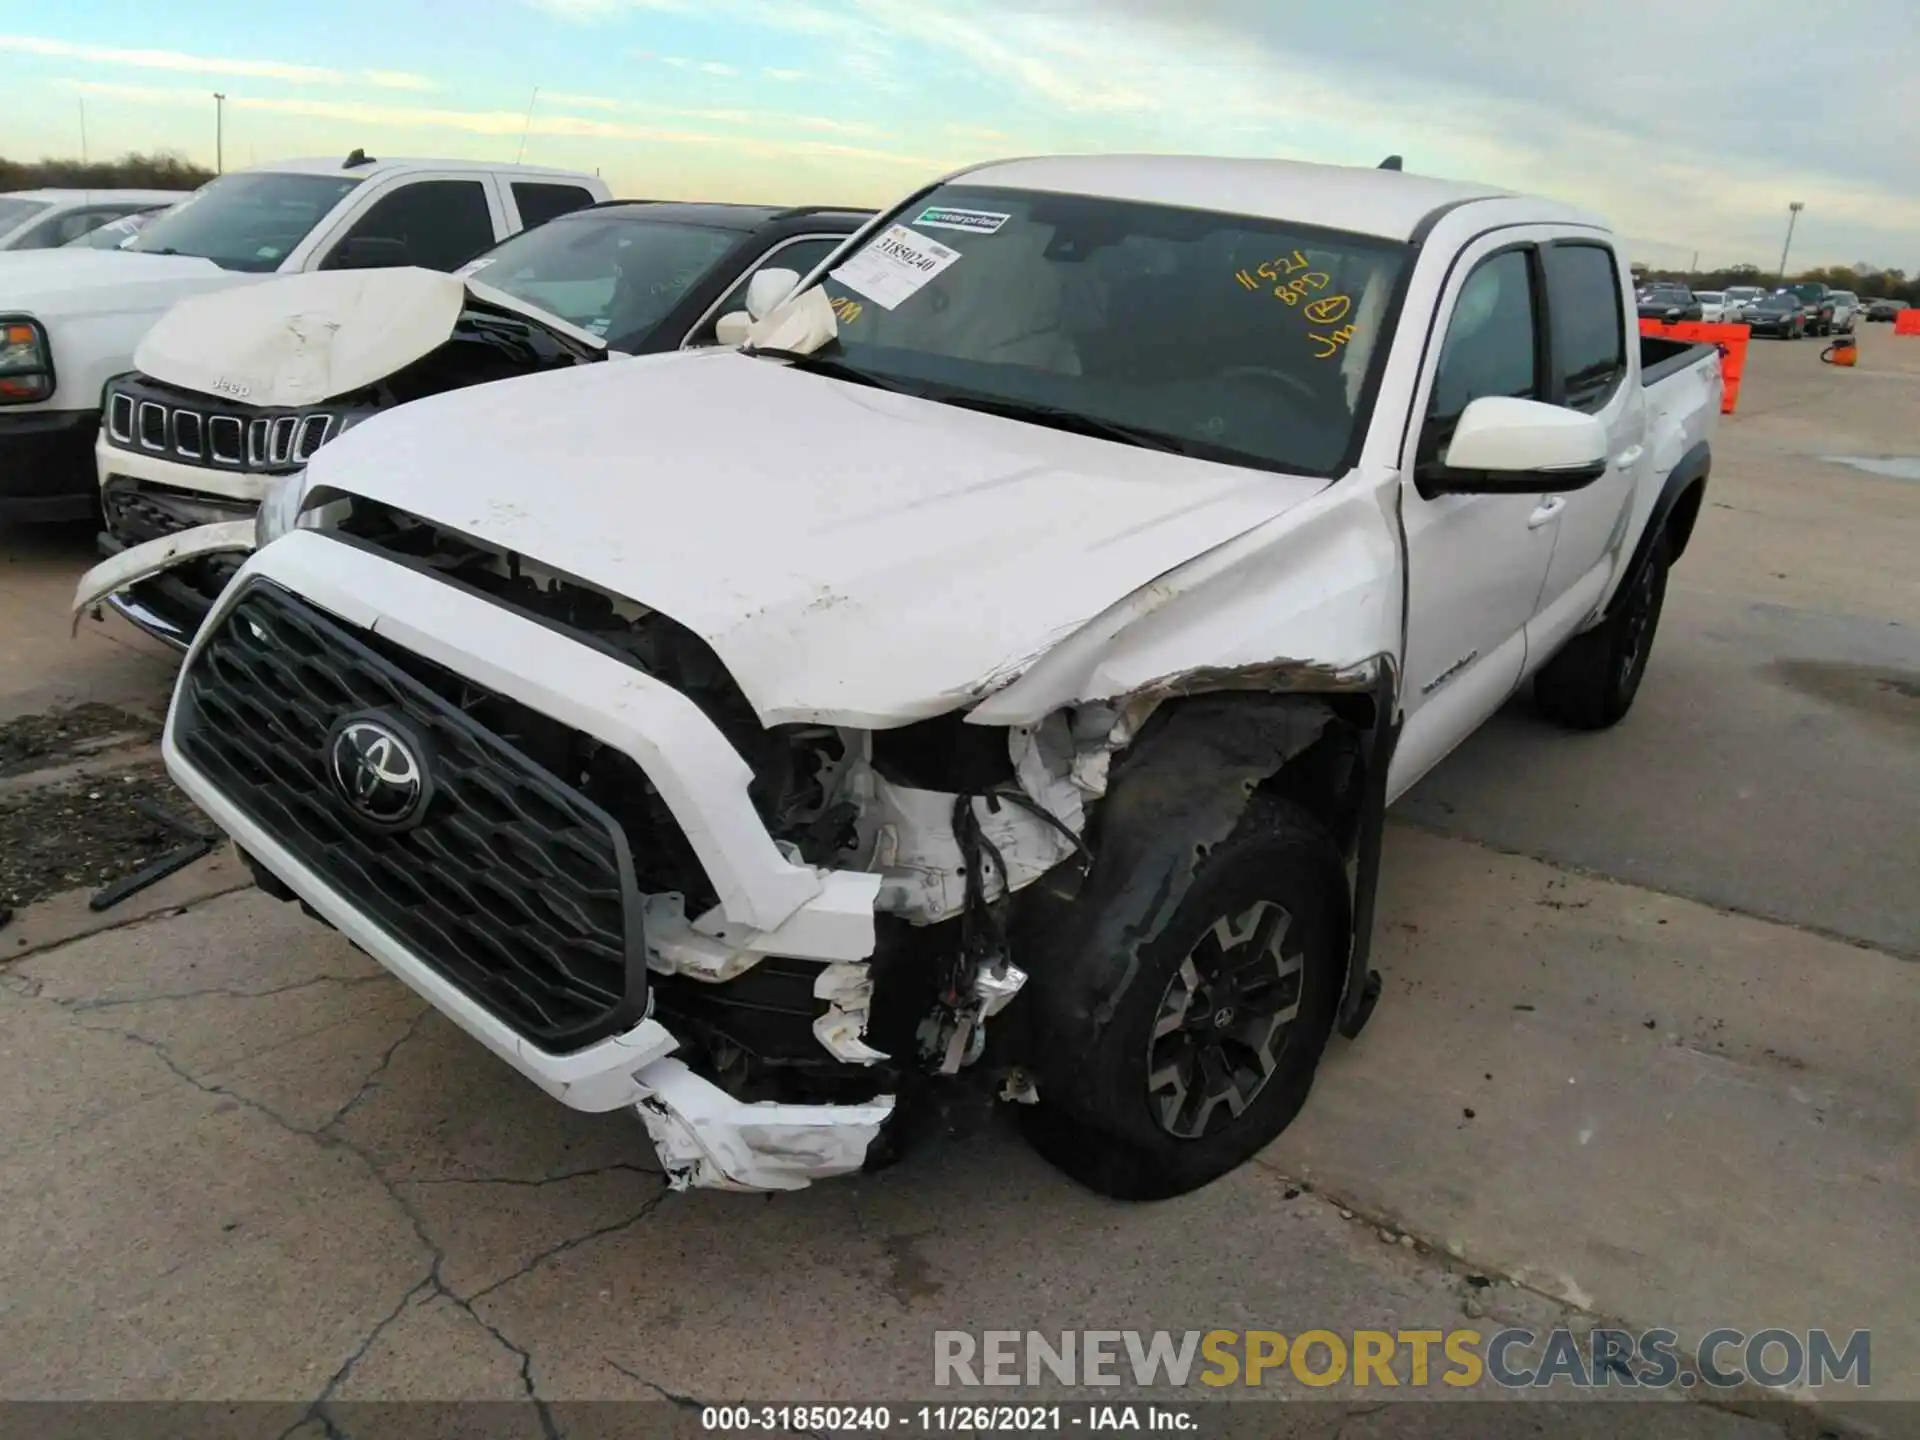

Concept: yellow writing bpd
[[1196, 1329, 1485, 1387]]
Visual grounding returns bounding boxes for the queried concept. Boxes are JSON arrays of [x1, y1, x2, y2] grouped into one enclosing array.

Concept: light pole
[[213, 92, 226, 174], [1777, 201, 1804, 283]]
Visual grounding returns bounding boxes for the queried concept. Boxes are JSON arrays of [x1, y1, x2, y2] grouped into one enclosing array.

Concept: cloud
[[1, 33, 340, 84], [542, 90, 628, 110], [698, 61, 737, 76], [762, 67, 806, 81], [54, 77, 963, 172], [944, 123, 1012, 143], [3, 33, 441, 92], [921, 0, 1916, 265], [361, 70, 436, 92]]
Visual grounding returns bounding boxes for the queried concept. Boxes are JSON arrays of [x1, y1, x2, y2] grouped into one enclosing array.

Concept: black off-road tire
[[1018, 795, 1346, 1201], [1534, 530, 1671, 730]]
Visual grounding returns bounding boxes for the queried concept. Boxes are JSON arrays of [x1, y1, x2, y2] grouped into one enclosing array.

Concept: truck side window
[[326, 180, 496, 272], [1428, 249, 1539, 443], [513, 182, 598, 229], [1544, 243, 1626, 411]]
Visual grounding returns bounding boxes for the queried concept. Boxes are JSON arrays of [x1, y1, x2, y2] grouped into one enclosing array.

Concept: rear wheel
[[1534, 530, 1670, 730], [1019, 795, 1345, 1201]]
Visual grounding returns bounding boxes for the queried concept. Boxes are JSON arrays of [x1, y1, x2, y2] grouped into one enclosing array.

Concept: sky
[[7, 0, 1917, 271]]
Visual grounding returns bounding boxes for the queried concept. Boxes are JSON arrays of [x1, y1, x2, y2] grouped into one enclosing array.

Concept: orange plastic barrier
[[1895, 309, 1920, 336], [1640, 318, 1750, 415]]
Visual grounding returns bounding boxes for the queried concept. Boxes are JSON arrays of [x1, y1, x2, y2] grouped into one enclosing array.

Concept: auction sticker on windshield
[[914, 206, 1010, 235], [830, 225, 961, 310]]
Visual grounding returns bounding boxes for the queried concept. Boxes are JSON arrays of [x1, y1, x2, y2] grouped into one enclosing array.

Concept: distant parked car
[[1745, 292, 1806, 338], [1865, 298, 1909, 323], [1637, 285, 1703, 323], [1694, 290, 1733, 322], [1829, 291, 1860, 333], [1779, 282, 1836, 335], [0, 189, 180, 251], [1723, 285, 1766, 312]]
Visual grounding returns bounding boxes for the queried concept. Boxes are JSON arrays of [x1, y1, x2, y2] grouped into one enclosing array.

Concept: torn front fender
[[71, 519, 255, 633]]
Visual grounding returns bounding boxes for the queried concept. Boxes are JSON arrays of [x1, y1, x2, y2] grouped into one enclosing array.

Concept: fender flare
[[1608, 440, 1710, 619]]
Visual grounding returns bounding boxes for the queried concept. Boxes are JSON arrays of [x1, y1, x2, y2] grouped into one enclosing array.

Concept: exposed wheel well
[[1665, 479, 1707, 562]]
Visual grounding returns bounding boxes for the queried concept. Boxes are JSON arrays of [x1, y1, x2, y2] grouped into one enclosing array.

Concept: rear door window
[[512, 182, 598, 230], [325, 179, 496, 272]]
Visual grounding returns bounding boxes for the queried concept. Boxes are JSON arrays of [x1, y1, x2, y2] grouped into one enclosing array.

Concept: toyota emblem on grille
[[327, 714, 432, 829]]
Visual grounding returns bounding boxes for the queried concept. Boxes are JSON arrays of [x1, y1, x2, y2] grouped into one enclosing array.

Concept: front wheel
[[1019, 795, 1345, 1201], [1533, 530, 1671, 730]]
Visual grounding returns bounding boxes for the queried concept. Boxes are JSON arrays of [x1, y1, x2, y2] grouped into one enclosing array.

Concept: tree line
[[1, 151, 213, 193], [1633, 259, 1918, 305]]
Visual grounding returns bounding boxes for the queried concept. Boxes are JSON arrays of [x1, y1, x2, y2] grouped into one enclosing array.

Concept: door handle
[[1527, 495, 1567, 528], [1613, 445, 1644, 468]]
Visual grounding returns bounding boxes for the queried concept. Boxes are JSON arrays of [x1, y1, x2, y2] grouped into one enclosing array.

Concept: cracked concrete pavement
[[0, 329, 1913, 1434]]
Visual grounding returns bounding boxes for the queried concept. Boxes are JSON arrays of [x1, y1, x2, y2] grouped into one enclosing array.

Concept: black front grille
[[103, 480, 253, 548], [103, 374, 362, 474], [175, 581, 648, 1051]]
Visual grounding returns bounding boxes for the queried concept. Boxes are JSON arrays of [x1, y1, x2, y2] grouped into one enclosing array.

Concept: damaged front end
[[316, 501, 1149, 1185], [163, 447, 1398, 1195], [87, 272, 603, 648]]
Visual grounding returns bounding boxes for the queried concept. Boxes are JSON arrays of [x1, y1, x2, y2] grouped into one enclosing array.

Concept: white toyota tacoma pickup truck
[[152, 155, 1721, 1199], [0, 152, 607, 522]]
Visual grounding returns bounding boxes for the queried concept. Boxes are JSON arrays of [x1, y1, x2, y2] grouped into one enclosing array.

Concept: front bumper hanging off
[[162, 530, 899, 1191]]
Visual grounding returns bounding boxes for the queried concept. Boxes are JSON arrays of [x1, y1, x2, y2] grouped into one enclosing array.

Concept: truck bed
[[1641, 334, 1720, 387]]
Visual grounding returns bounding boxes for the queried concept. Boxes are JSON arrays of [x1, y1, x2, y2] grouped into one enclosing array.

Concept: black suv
[[1780, 282, 1836, 335]]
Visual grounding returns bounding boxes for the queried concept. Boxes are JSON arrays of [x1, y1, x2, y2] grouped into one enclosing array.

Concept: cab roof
[[949, 154, 1603, 242], [243, 156, 595, 181], [552, 200, 872, 232]]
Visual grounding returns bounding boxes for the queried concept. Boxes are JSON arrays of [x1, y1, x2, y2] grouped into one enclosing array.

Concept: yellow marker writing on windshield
[[1304, 294, 1352, 325], [1310, 324, 1357, 359], [830, 294, 864, 325], [1235, 250, 1310, 291]]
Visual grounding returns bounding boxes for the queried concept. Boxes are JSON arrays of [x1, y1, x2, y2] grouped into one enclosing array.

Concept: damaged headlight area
[[327, 501, 1143, 1170], [254, 470, 308, 548]]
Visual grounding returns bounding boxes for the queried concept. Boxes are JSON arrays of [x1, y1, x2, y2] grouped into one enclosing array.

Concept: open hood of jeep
[[133, 266, 606, 409], [304, 350, 1328, 727]]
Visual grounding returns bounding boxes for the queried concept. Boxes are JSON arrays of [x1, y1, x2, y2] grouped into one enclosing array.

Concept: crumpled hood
[[0, 247, 242, 321], [305, 350, 1327, 726], [135, 267, 606, 408]]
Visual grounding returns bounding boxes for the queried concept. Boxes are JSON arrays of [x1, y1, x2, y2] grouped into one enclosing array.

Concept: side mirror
[[745, 267, 801, 321], [332, 236, 411, 270], [1419, 396, 1608, 498], [713, 311, 754, 347]]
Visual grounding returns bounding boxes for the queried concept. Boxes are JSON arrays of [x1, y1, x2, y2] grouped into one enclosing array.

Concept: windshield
[[64, 209, 163, 249], [123, 173, 361, 271], [1696, 291, 1723, 303], [1786, 284, 1824, 302], [0, 198, 52, 235], [460, 212, 741, 347], [798, 187, 1407, 476], [1756, 295, 1795, 311]]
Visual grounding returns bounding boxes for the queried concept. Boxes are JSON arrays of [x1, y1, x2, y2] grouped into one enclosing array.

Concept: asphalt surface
[[0, 325, 1913, 1435]]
